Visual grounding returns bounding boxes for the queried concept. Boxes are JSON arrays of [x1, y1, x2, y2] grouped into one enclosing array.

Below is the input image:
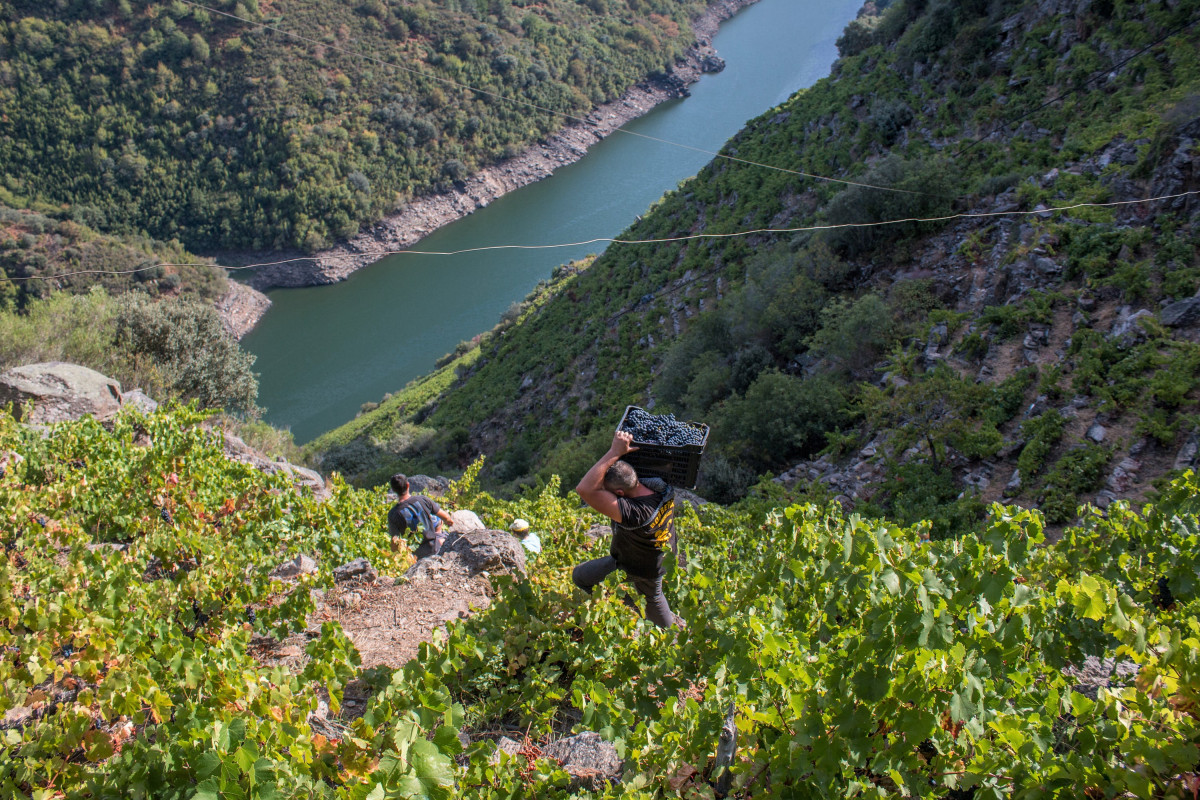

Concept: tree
[[859, 365, 1000, 470]]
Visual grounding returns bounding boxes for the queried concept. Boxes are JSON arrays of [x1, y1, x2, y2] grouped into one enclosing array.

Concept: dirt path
[[252, 557, 492, 672]]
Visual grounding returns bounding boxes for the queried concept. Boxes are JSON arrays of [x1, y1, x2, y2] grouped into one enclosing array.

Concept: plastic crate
[[616, 405, 709, 489]]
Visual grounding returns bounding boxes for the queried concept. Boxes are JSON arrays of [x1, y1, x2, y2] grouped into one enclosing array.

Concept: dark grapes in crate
[[618, 407, 707, 447], [616, 406, 709, 489]]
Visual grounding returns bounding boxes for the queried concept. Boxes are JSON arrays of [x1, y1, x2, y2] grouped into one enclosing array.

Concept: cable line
[[175, 0, 928, 196], [10, 190, 1195, 282]]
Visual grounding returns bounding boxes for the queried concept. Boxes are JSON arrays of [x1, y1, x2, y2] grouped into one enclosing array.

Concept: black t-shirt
[[387, 495, 443, 541], [610, 478, 676, 579]]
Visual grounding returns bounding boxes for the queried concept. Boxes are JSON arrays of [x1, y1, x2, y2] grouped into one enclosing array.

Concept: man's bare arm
[[575, 431, 637, 523]]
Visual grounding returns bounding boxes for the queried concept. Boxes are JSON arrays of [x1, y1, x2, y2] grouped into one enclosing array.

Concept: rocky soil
[[226, 0, 757, 300], [214, 280, 272, 340], [253, 521, 527, 724]]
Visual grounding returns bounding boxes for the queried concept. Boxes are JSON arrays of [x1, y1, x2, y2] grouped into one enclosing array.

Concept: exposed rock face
[[219, 428, 331, 501], [215, 281, 272, 340], [1161, 291, 1200, 329], [1176, 432, 1200, 472], [407, 529, 527, 582], [541, 732, 623, 791], [1108, 307, 1154, 348], [0, 362, 123, 424], [407, 475, 452, 495]]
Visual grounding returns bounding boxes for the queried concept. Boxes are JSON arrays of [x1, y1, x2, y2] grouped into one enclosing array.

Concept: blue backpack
[[398, 499, 437, 539]]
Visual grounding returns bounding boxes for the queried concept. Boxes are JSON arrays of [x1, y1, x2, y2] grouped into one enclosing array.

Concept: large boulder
[[1161, 292, 1200, 329], [408, 475, 451, 495], [541, 732, 623, 791], [447, 530, 526, 578], [0, 362, 122, 424], [449, 509, 486, 533]]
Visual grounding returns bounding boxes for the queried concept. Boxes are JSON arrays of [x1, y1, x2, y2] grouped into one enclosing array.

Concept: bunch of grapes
[[620, 408, 706, 447], [1154, 576, 1176, 611]]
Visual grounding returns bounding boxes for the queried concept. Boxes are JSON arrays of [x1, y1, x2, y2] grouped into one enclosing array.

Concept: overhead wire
[[8, 5, 1196, 286], [11, 190, 1196, 282], [174, 0, 928, 196]]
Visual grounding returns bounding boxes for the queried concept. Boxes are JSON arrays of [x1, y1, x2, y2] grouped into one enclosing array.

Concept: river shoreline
[[217, 0, 760, 337]]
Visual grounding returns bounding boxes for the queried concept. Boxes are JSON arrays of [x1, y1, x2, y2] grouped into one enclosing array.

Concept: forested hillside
[[311, 0, 1200, 533], [5, 405, 1200, 797], [0, 0, 709, 252], [0, 204, 223, 311]]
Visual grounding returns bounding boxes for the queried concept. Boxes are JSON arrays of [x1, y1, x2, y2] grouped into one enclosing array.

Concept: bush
[[836, 18, 880, 58], [807, 294, 896, 378], [860, 462, 987, 540], [1017, 410, 1066, 479], [114, 295, 258, 412], [823, 154, 960, 258], [869, 98, 914, 145], [724, 371, 848, 464], [0, 288, 123, 376], [1041, 445, 1112, 524]]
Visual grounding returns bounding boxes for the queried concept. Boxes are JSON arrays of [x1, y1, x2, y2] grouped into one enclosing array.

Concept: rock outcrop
[[446, 530, 527, 577], [0, 362, 332, 501], [215, 280, 273, 340], [1161, 290, 1200, 329], [406, 529, 527, 582], [541, 732, 623, 791], [0, 362, 123, 425], [218, 428, 331, 501], [407, 474, 452, 495]]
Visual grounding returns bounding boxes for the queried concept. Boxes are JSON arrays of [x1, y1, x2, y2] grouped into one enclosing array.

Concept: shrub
[[114, 295, 258, 412], [1017, 410, 1066, 479], [823, 154, 960, 258], [869, 98, 914, 145], [1040, 445, 1112, 524], [725, 371, 848, 464], [807, 294, 895, 377]]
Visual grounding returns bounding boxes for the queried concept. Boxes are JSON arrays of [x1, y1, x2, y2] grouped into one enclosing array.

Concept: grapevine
[[1, 407, 1199, 798]]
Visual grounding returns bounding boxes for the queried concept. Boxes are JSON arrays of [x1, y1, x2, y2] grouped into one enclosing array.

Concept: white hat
[[509, 518, 530, 533]]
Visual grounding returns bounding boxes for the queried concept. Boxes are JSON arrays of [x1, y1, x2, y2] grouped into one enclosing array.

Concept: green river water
[[242, 0, 862, 443]]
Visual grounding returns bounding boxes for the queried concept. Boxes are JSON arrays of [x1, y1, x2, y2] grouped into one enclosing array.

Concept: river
[[243, 0, 863, 444]]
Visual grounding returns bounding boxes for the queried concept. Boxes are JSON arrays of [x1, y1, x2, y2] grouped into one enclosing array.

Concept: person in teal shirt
[[510, 518, 541, 559]]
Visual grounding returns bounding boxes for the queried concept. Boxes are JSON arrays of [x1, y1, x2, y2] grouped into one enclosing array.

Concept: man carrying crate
[[573, 430, 681, 629]]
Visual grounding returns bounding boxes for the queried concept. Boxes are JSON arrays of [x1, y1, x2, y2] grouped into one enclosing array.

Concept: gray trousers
[[572, 556, 677, 629]]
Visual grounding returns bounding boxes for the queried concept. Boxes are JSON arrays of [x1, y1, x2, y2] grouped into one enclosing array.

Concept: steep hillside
[[0, 203, 225, 311], [6, 404, 1200, 797], [0, 0, 713, 252], [312, 0, 1200, 529]]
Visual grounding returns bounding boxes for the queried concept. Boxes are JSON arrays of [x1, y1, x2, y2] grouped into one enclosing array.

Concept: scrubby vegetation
[[0, 289, 259, 413], [0, 204, 225, 311], [5, 406, 1200, 797], [0, 0, 711, 252]]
